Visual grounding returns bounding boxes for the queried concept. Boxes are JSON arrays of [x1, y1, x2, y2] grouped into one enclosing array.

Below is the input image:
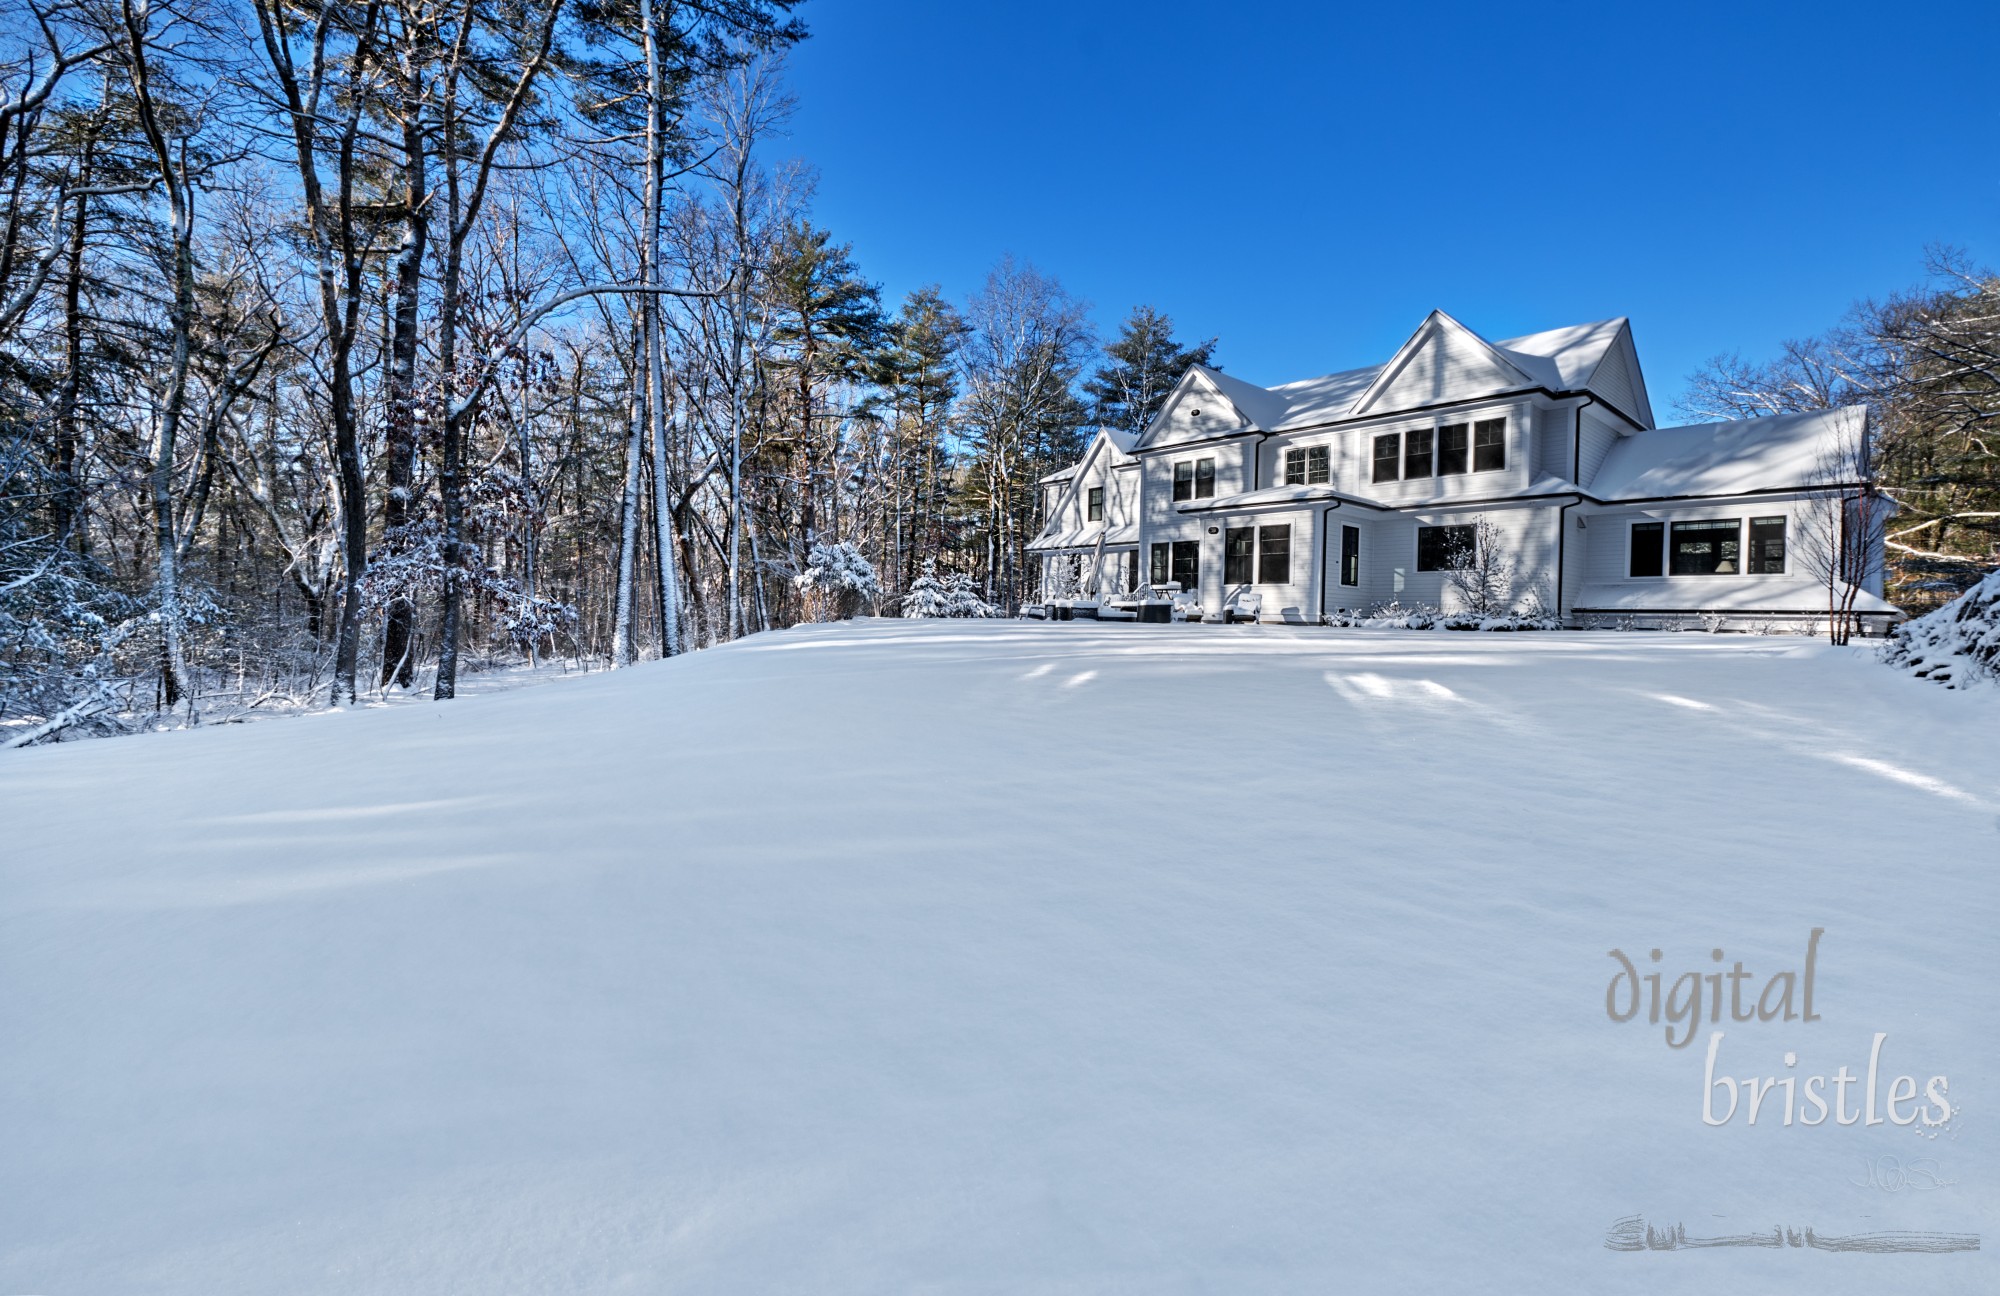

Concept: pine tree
[[1084, 306, 1217, 438]]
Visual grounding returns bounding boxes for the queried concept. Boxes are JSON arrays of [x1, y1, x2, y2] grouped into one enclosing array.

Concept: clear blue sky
[[782, 0, 1996, 419]]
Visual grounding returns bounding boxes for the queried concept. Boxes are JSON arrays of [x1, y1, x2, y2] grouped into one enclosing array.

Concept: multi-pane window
[[1473, 419, 1506, 472], [1173, 457, 1215, 501], [1087, 487, 1103, 521], [1283, 446, 1330, 486], [1341, 525, 1360, 587], [1150, 542, 1170, 585], [1125, 550, 1139, 592], [1224, 527, 1256, 583], [1749, 516, 1787, 574], [1372, 433, 1401, 483], [1404, 428, 1434, 478], [1171, 539, 1199, 589], [1630, 521, 1665, 578], [1258, 525, 1292, 584], [1437, 423, 1469, 475], [1416, 524, 1476, 572], [1669, 519, 1742, 575]]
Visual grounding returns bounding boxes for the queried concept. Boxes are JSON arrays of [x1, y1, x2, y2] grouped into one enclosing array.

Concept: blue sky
[[783, 0, 1996, 419]]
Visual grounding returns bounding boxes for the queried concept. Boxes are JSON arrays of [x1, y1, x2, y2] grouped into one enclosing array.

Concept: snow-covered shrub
[[1884, 567, 2000, 688], [1362, 600, 1440, 629], [794, 541, 881, 621], [901, 561, 999, 619]]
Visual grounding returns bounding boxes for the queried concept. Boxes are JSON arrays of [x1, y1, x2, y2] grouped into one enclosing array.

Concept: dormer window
[[1087, 487, 1104, 521]]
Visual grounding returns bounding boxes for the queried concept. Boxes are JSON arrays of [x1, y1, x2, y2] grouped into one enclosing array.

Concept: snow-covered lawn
[[3, 621, 1995, 1293]]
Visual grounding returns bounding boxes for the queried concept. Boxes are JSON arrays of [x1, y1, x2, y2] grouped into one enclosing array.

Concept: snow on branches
[[794, 541, 881, 622], [900, 560, 999, 619], [1884, 567, 2000, 688]]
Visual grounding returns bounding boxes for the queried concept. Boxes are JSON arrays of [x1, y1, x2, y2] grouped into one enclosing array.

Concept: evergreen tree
[[1084, 305, 1217, 438], [881, 286, 966, 587]]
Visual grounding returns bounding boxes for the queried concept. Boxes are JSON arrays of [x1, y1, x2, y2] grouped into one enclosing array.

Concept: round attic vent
[[1189, 408, 1202, 417]]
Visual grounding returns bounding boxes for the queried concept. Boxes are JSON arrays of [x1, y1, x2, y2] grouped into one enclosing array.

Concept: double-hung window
[[1472, 419, 1507, 472], [1669, 519, 1742, 575], [1437, 424, 1469, 475], [1749, 516, 1787, 574], [1372, 433, 1401, 483], [1224, 527, 1256, 583], [1087, 487, 1103, 521], [1283, 446, 1330, 486], [1257, 525, 1292, 585], [1172, 458, 1215, 501], [1150, 540, 1201, 589], [1340, 525, 1360, 586], [1404, 428, 1434, 478]]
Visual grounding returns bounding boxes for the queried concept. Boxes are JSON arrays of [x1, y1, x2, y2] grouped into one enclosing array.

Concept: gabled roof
[[1135, 311, 1648, 449], [1037, 426, 1138, 484], [1590, 407, 1865, 501]]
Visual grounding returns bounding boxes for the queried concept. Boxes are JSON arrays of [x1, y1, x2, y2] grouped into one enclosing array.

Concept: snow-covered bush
[[1884, 567, 2000, 688], [901, 561, 999, 619], [794, 541, 881, 622], [1362, 600, 1440, 629], [1323, 601, 1556, 632]]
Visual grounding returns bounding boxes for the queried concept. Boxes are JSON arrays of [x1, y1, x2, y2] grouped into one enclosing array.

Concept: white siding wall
[[1576, 406, 1623, 487], [1260, 397, 1540, 505], [1364, 503, 1563, 612], [1362, 325, 1523, 412]]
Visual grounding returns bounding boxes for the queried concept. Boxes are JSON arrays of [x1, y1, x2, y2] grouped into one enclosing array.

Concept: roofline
[[1347, 310, 1541, 419]]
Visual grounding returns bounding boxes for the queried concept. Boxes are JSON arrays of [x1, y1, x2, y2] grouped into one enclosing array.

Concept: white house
[[1028, 310, 1900, 630]]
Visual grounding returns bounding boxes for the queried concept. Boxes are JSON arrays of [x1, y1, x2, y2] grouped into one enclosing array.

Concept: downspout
[[1555, 495, 1581, 625], [1317, 503, 1341, 622]]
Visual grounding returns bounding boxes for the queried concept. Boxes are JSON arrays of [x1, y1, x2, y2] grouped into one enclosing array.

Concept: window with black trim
[[1125, 550, 1139, 592], [1341, 525, 1360, 587], [1258, 525, 1291, 584], [1404, 428, 1434, 478], [1171, 540, 1199, 589], [1749, 516, 1786, 574], [1438, 423, 1469, 475], [1172, 461, 1194, 502], [1372, 433, 1400, 483], [1150, 542, 1169, 585], [1224, 527, 1255, 583], [1417, 524, 1475, 572], [1473, 419, 1506, 472], [1630, 521, 1664, 578], [1283, 446, 1330, 486], [1087, 487, 1103, 521], [1670, 519, 1741, 575], [1194, 458, 1215, 498]]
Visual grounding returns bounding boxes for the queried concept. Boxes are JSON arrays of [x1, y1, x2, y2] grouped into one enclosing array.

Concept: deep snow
[[2, 621, 1996, 1293]]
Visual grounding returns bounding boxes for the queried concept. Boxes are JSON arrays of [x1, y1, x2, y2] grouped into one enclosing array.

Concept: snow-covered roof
[[1573, 579, 1899, 616], [1144, 314, 1643, 446], [1590, 407, 1865, 501], [1175, 484, 1395, 513], [1038, 427, 1139, 484]]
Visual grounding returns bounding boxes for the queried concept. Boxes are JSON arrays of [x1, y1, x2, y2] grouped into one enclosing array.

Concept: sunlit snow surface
[[3, 621, 1995, 1293]]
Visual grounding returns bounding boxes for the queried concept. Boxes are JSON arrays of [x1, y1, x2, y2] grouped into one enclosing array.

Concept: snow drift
[[2, 622, 1995, 1294]]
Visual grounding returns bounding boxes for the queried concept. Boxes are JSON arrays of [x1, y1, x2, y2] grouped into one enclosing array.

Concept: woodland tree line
[[0, 0, 1214, 740]]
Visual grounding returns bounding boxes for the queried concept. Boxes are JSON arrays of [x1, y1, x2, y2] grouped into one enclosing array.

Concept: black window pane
[[1405, 428, 1434, 478], [1340, 525, 1360, 586], [1125, 550, 1139, 591], [1749, 516, 1786, 574], [1629, 521, 1664, 578], [1473, 419, 1506, 472], [1195, 458, 1215, 498], [1172, 461, 1193, 502], [1438, 423, 1469, 475], [1373, 433, 1400, 483], [1150, 543, 1170, 585], [1283, 449, 1304, 486], [1669, 519, 1742, 575], [1307, 446, 1329, 484], [1417, 524, 1475, 572], [1171, 540, 1200, 590], [1224, 527, 1255, 584], [1257, 525, 1291, 584], [1087, 487, 1103, 521]]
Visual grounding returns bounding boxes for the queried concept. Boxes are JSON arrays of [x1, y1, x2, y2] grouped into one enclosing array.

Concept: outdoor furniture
[[1136, 601, 1172, 624], [1224, 591, 1263, 624]]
